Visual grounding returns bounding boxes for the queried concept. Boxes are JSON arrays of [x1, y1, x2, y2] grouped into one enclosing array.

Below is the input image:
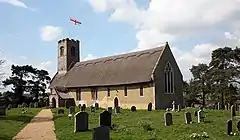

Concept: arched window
[[164, 62, 174, 94], [71, 46, 75, 56], [60, 46, 64, 56]]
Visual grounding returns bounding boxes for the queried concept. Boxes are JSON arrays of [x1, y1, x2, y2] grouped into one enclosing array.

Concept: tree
[[2, 65, 51, 104]]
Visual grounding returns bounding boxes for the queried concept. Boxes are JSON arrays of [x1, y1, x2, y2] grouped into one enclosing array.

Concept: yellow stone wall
[[69, 82, 155, 110]]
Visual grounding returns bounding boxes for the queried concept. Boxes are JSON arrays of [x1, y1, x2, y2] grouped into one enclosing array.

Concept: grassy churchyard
[[0, 108, 41, 140], [52, 107, 240, 140]]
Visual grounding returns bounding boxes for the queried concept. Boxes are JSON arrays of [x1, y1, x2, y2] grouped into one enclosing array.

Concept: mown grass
[[0, 108, 42, 140], [52, 107, 240, 140]]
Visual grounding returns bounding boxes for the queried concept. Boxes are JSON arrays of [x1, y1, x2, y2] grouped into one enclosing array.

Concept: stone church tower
[[57, 38, 80, 74]]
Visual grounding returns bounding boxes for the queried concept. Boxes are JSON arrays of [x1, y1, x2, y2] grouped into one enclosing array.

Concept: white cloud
[[40, 26, 63, 42], [83, 54, 97, 61], [88, 0, 240, 80], [0, 0, 34, 10]]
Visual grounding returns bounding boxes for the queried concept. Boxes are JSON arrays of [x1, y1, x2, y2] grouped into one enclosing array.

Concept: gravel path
[[12, 109, 57, 140]]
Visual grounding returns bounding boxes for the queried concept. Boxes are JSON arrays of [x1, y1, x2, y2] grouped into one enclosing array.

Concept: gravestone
[[74, 112, 89, 132], [22, 103, 28, 108], [29, 103, 34, 108], [7, 104, 12, 110], [115, 106, 120, 114], [194, 110, 198, 117], [99, 111, 111, 127], [228, 103, 231, 110], [217, 102, 220, 110], [18, 104, 22, 108], [237, 121, 240, 136], [81, 104, 86, 112], [148, 102, 152, 111], [185, 112, 192, 124], [172, 101, 176, 111], [92, 126, 110, 140], [34, 102, 38, 108], [69, 106, 75, 115], [91, 106, 95, 112], [227, 120, 233, 136], [177, 104, 181, 112], [65, 100, 71, 109], [231, 105, 236, 119], [95, 103, 99, 110], [164, 112, 173, 126], [131, 106, 136, 111], [78, 104, 81, 109], [58, 109, 64, 114], [225, 105, 228, 110], [107, 107, 112, 114], [197, 110, 205, 123], [0, 106, 6, 116]]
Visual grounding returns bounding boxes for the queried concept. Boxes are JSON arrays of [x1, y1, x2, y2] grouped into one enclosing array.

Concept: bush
[[138, 120, 154, 131]]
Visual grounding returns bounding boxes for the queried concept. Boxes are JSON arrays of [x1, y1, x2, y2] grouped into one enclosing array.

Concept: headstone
[[69, 106, 75, 115], [148, 102, 152, 111], [95, 103, 99, 110], [115, 106, 120, 114], [131, 106, 136, 111], [92, 126, 110, 140], [7, 104, 12, 110], [197, 110, 205, 123], [58, 109, 64, 114], [81, 104, 86, 112], [227, 120, 233, 135], [78, 104, 81, 109], [18, 104, 22, 108], [107, 107, 112, 114], [99, 111, 111, 127], [164, 112, 173, 126], [74, 112, 89, 132], [194, 110, 198, 117], [185, 112, 192, 124], [225, 105, 228, 110], [0, 106, 6, 116], [217, 102, 220, 110], [34, 102, 39, 108], [172, 101, 176, 111], [91, 106, 95, 112], [237, 121, 240, 136], [177, 104, 181, 112], [231, 105, 236, 119], [29, 103, 34, 108], [22, 103, 28, 108], [228, 103, 231, 110]]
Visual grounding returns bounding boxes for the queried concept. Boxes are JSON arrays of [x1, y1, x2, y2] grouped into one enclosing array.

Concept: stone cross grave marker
[[114, 106, 120, 114], [148, 102, 152, 111], [107, 107, 112, 114], [58, 109, 64, 114], [81, 104, 86, 112], [95, 103, 99, 110], [92, 126, 110, 140], [99, 111, 111, 127], [0, 106, 6, 116], [69, 106, 75, 115], [197, 110, 205, 123], [164, 112, 173, 126], [177, 104, 181, 112], [231, 105, 236, 119], [91, 106, 95, 112], [172, 101, 176, 111], [227, 120, 233, 136], [185, 112, 192, 124], [74, 112, 89, 132]]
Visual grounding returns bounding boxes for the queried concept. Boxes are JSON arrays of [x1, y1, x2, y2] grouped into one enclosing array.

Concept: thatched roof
[[50, 44, 167, 88]]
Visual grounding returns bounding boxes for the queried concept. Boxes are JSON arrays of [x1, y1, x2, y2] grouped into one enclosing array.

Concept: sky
[[0, 0, 240, 86]]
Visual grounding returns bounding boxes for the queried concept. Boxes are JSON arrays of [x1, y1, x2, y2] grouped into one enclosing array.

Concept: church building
[[49, 38, 183, 110]]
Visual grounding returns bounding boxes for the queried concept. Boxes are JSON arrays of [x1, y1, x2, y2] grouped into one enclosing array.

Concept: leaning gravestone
[[92, 126, 110, 140], [58, 109, 64, 114], [0, 106, 6, 116], [29, 103, 34, 108], [185, 112, 192, 124], [115, 106, 120, 114], [74, 112, 89, 132], [95, 103, 99, 110], [227, 120, 233, 136], [99, 111, 111, 127], [197, 110, 205, 123], [164, 112, 173, 126], [231, 105, 236, 119], [69, 106, 75, 115], [131, 106, 136, 111], [148, 102, 152, 111], [107, 107, 112, 114]]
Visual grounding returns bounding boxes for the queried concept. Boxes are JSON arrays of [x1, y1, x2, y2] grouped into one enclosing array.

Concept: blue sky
[[0, 0, 240, 81]]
